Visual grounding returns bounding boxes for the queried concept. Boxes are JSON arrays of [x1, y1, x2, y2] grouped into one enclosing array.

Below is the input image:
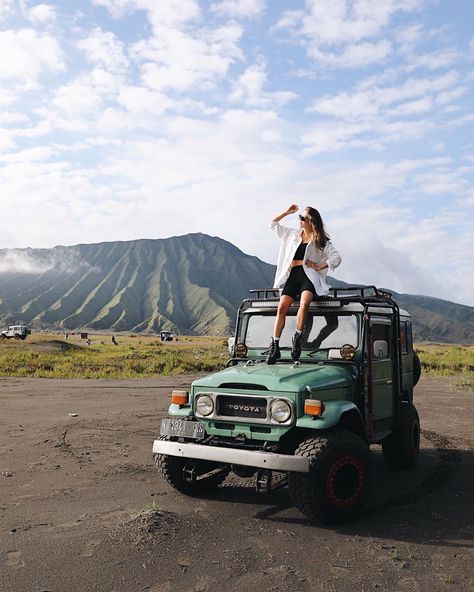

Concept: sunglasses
[[298, 214, 308, 222]]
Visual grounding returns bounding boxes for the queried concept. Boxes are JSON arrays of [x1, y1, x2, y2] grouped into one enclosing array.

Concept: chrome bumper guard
[[152, 440, 310, 473]]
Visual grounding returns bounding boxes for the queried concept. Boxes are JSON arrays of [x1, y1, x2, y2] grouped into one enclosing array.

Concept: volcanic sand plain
[[1, 374, 473, 592]]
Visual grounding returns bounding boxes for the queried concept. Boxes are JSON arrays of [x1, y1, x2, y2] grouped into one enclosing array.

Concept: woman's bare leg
[[296, 290, 314, 331], [273, 295, 294, 338]]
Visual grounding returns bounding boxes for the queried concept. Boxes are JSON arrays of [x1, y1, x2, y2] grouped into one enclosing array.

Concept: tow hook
[[183, 462, 197, 484], [256, 469, 288, 494], [256, 469, 273, 493]]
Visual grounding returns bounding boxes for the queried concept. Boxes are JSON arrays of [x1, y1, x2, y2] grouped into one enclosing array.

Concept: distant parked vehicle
[[1, 324, 31, 340], [160, 331, 173, 342]]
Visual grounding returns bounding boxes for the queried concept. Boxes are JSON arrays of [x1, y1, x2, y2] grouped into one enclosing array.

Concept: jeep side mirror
[[228, 337, 235, 355], [373, 340, 388, 358]]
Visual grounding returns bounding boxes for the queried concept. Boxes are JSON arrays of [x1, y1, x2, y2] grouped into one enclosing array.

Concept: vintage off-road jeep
[[0, 324, 31, 340], [153, 286, 421, 523]]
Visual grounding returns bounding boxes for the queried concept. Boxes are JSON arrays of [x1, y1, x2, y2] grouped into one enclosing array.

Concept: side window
[[372, 323, 390, 359], [400, 322, 408, 354]]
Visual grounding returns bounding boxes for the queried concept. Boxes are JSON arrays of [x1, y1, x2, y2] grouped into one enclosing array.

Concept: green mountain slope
[[0, 234, 274, 336], [0, 234, 472, 342]]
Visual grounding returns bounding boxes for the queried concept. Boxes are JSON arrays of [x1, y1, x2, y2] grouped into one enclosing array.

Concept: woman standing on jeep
[[266, 204, 341, 364]]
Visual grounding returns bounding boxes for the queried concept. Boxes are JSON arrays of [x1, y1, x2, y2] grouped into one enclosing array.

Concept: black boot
[[266, 338, 281, 364], [291, 332, 302, 361]]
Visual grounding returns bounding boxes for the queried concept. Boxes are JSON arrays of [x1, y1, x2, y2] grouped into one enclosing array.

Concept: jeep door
[[369, 317, 395, 438]]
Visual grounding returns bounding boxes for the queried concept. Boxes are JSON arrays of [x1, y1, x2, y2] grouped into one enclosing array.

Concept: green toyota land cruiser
[[153, 286, 421, 524]]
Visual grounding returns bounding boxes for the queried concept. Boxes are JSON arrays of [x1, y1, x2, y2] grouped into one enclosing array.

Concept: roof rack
[[329, 285, 394, 299], [249, 289, 280, 299], [248, 286, 397, 306]]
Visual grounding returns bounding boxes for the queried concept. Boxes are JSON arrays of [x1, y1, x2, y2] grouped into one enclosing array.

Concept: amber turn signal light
[[171, 390, 189, 406], [304, 399, 325, 417]]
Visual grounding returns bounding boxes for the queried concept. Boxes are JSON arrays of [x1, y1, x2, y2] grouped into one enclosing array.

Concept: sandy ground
[[0, 374, 473, 592]]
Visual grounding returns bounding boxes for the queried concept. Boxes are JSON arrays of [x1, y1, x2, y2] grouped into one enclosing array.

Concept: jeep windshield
[[242, 311, 359, 356]]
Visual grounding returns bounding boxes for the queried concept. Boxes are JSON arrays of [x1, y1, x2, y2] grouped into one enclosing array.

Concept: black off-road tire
[[382, 402, 420, 470], [288, 429, 372, 524], [413, 352, 421, 387], [155, 438, 229, 495]]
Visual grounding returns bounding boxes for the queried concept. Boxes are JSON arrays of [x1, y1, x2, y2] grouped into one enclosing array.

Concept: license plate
[[160, 418, 205, 439]]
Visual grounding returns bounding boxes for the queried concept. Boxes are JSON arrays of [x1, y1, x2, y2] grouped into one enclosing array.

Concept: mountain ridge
[[0, 234, 473, 343]]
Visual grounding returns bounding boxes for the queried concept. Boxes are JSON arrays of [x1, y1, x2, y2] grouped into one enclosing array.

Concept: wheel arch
[[337, 408, 368, 442], [295, 402, 368, 442]]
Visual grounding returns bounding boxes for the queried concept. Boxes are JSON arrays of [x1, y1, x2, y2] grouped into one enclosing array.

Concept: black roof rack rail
[[248, 286, 398, 306], [249, 289, 280, 299]]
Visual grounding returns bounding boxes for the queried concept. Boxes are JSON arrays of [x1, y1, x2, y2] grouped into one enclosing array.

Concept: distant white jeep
[[0, 324, 31, 340]]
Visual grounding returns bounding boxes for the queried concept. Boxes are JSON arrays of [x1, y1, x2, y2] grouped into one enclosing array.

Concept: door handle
[[386, 379, 392, 384]]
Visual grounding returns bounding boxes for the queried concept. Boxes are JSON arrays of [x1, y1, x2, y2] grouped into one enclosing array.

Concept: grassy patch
[[0, 333, 228, 379], [415, 344, 474, 378], [1, 335, 472, 380]]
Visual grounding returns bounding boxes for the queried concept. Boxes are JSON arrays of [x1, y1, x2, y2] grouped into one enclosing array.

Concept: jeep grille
[[217, 395, 267, 419], [193, 392, 294, 425]]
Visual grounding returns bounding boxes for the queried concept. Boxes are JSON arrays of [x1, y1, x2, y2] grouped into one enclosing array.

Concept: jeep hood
[[192, 363, 354, 393]]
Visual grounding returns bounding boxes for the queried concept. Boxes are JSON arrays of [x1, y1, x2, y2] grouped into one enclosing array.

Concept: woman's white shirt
[[270, 221, 341, 296]]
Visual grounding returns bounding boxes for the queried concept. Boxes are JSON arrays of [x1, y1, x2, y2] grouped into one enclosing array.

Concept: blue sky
[[0, 0, 473, 306]]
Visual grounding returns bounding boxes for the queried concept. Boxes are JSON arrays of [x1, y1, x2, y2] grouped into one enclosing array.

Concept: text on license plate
[[160, 418, 205, 439]]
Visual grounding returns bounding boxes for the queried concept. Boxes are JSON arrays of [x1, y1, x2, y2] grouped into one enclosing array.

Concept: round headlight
[[270, 399, 291, 423], [196, 394, 214, 416], [340, 344, 356, 360], [234, 342, 248, 357]]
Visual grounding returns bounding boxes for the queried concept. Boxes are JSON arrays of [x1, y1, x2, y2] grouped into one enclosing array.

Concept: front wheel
[[382, 403, 420, 470], [288, 429, 372, 524], [155, 439, 229, 495]]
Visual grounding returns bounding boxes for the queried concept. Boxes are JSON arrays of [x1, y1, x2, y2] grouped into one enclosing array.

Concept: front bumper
[[152, 440, 310, 473]]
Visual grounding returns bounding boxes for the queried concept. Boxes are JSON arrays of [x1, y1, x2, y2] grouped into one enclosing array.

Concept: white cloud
[[133, 23, 243, 92], [308, 40, 392, 68], [0, 89, 15, 106], [117, 86, 173, 117], [28, 4, 56, 24], [0, 112, 28, 125], [211, 0, 266, 19], [78, 28, 129, 72], [0, 29, 64, 86], [229, 61, 297, 106], [0, 129, 16, 152], [435, 86, 469, 105], [309, 71, 460, 121], [276, 0, 424, 68], [0, 251, 55, 274], [52, 68, 121, 116], [405, 49, 460, 71], [0, 0, 15, 21], [92, 0, 201, 27]]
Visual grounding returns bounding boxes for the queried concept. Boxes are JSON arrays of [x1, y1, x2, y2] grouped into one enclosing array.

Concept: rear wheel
[[382, 402, 420, 470], [288, 429, 372, 524], [155, 438, 229, 495]]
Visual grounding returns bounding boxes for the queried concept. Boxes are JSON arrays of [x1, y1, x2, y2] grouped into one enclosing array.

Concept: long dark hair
[[303, 206, 330, 249]]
